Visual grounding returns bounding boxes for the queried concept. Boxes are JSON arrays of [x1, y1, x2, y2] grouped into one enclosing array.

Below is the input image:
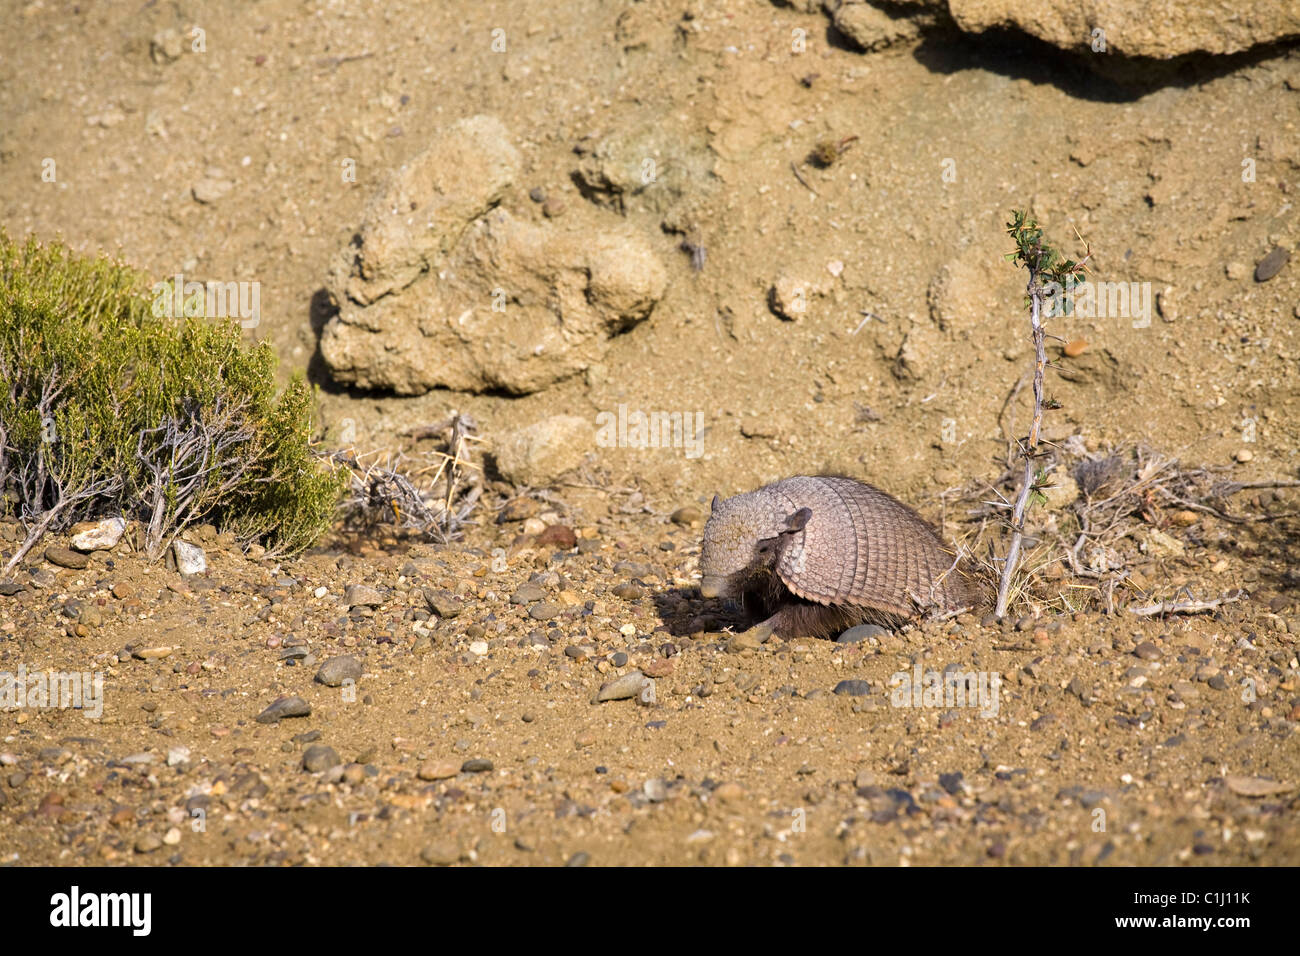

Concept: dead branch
[[135, 394, 257, 558], [319, 412, 482, 543], [1130, 591, 1245, 617], [790, 161, 818, 196]]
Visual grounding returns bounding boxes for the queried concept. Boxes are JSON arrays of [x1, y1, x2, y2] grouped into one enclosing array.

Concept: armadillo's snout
[[699, 575, 725, 599]]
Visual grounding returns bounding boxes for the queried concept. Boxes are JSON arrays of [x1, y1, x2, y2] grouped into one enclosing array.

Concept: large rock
[[334, 115, 520, 306], [493, 415, 592, 487], [946, 0, 1299, 59], [321, 116, 669, 396], [826, 1, 1300, 60], [830, 1, 931, 52]]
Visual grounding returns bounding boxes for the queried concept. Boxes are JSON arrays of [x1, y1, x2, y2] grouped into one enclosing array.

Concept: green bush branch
[[995, 211, 1091, 619]]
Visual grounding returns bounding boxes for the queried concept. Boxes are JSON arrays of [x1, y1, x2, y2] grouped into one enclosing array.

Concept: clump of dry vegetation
[[958, 212, 1300, 621], [319, 412, 484, 544], [960, 438, 1299, 619]]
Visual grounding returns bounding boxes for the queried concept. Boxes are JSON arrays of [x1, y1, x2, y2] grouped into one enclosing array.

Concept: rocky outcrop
[[321, 116, 668, 395], [830, 1, 934, 52], [826, 1, 1300, 60]]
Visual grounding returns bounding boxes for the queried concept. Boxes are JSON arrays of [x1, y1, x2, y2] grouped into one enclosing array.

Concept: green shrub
[[0, 232, 345, 571]]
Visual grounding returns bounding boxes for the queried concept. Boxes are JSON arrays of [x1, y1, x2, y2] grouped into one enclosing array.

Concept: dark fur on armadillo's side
[[740, 570, 918, 639], [701, 475, 982, 639]]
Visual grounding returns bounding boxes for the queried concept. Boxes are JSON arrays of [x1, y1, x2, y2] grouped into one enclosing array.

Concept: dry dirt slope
[[0, 0, 1297, 866]]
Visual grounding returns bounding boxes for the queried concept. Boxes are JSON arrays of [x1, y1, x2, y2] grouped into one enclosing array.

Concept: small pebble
[[134, 833, 163, 854], [315, 655, 362, 687], [837, 624, 887, 644], [302, 745, 341, 773], [255, 696, 311, 724], [45, 546, 89, 570], [833, 679, 871, 697], [417, 760, 460, 781], [670, 506, 703, 526], [510, 584, 545, 605], [597, 671, 650, 702], [1255, 246, 1289, 282]]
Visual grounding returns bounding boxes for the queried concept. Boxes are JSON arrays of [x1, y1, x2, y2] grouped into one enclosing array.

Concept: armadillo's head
[[698, 489, 810, 598]]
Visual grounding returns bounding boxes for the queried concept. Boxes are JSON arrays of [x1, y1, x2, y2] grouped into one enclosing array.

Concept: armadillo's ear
[[711, 494, 721, 514], [784, 507, 811, 533]]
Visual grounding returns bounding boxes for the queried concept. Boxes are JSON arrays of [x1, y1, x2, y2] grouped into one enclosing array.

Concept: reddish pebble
[[535, 525, 577, 550], [643, 658, 674, 678]]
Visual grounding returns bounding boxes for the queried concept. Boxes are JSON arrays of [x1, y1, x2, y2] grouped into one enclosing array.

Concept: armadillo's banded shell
[[770, 475, 969, 616]]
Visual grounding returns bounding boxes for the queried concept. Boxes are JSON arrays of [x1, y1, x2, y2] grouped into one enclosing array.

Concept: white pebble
[[172, 539, 206, 575], [468, 641, 489, 656]]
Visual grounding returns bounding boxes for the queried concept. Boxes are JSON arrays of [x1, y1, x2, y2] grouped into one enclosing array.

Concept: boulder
[[321, 117, 668, 396], [824, 1, 1300, 61], [493, 415, 592, 486]]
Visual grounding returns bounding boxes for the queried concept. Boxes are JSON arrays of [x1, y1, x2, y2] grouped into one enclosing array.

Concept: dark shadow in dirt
[[306, 286, 340, 392], [653, 586, 745, 637], [822, 22, 868, 56], [911, 27, 1300, 103], [1211, 513, 1300, 610]]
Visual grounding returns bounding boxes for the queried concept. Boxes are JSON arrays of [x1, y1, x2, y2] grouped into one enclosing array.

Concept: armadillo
[[699, 475, 980, 638]]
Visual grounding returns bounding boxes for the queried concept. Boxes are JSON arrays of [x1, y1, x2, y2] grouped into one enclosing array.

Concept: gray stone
[[837, 624, 889, 644], [255, 696, 312, 724], [315, 656, 362, 687], [424, 589, 463, 618], [529, 602, 561, 621], [833, 679, 872, 697], [597, 670, 651, 702], [303, 745, 341, 773], [510, 584, 545, 605], [172, 539, 207, 575], [345, 584, 385, 608], [70, 516, 126, 552], [1255, 247, 1289, 282]]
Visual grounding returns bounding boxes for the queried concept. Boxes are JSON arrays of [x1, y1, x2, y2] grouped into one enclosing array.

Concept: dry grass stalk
[[321, 412, 483, 543]]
